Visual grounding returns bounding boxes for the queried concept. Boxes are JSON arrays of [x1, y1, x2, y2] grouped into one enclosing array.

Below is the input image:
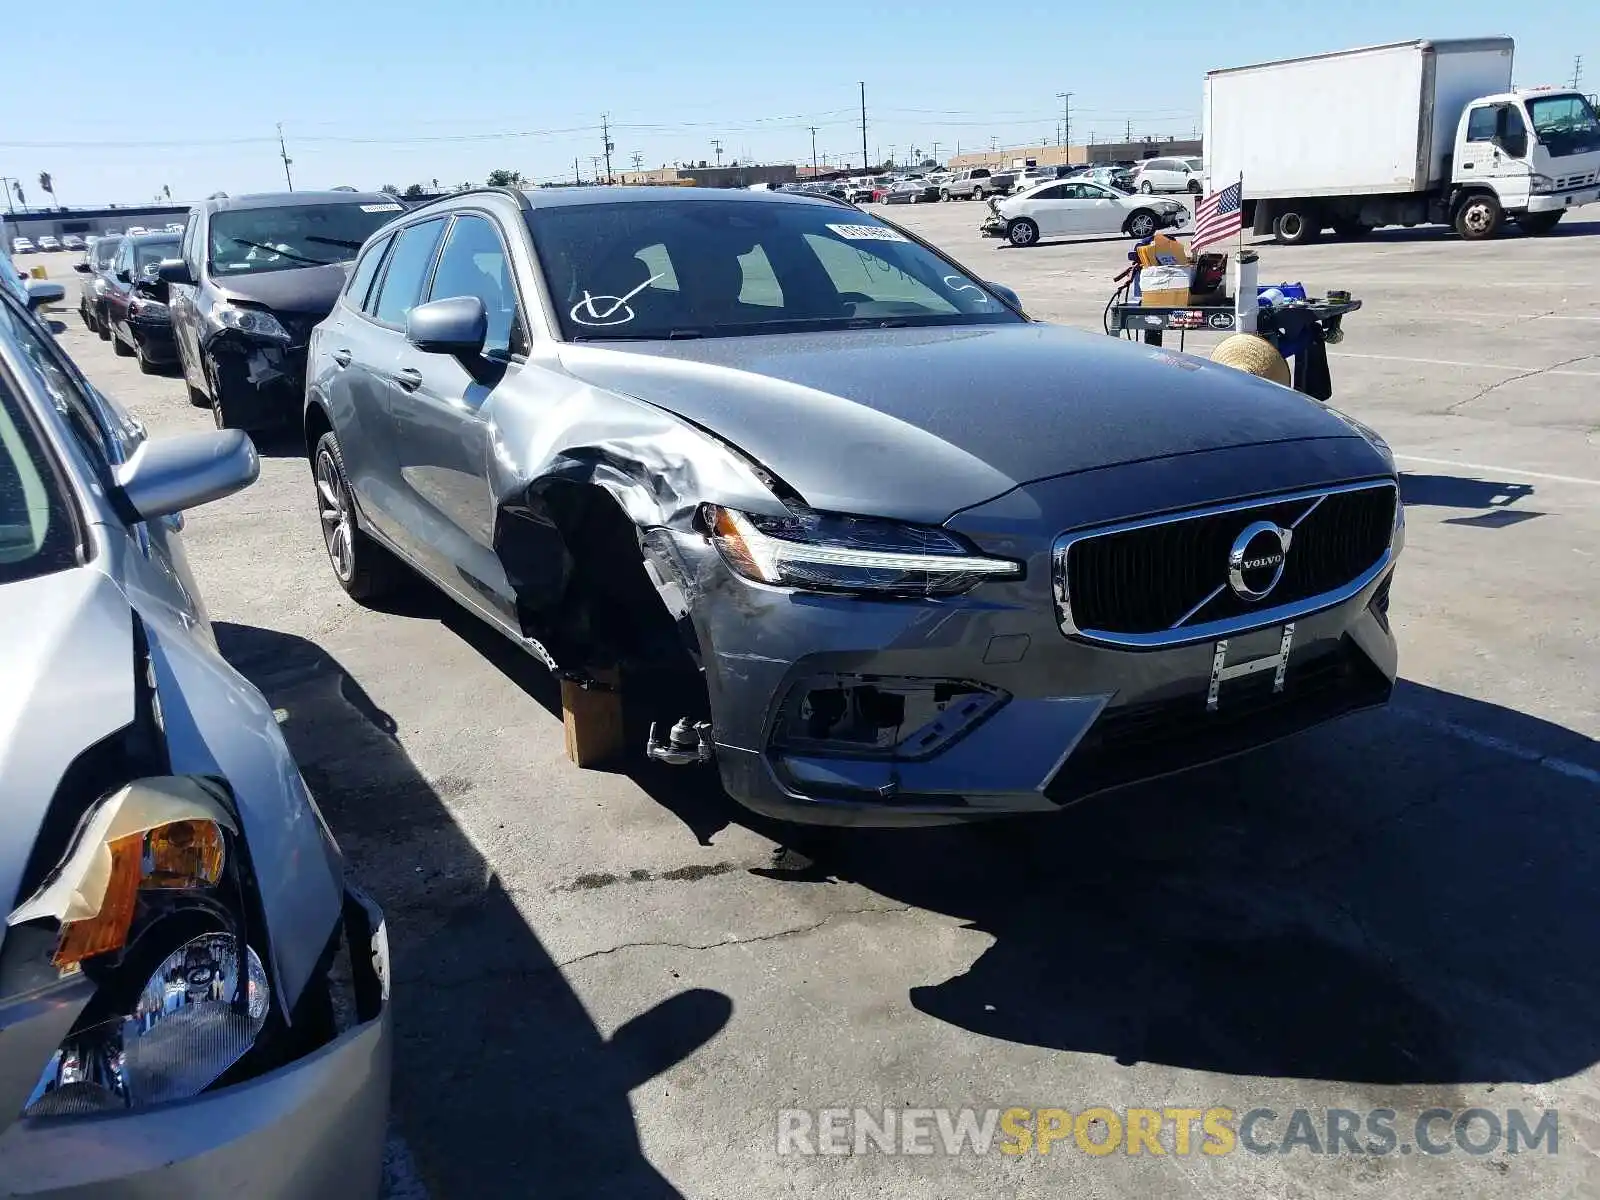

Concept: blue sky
[[5, 0, 1592, 204]]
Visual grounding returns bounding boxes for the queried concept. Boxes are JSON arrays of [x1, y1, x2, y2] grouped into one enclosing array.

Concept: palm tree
[[38, 172, 58, 207]]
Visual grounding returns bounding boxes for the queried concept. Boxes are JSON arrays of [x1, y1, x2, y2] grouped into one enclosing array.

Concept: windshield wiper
[[306, 235, 366, 251], [223, 238, 327, 267], [570, 328, 704, 342]]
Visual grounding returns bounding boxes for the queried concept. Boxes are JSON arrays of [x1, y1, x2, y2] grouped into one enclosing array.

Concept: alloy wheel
[[315, 448, 355, 582]]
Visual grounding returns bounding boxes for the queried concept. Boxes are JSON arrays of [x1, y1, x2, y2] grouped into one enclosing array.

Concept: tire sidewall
[[1456, 193, 1502, 240], [1007, 219, 1038, 248], [1128, 211, 1157, 239]]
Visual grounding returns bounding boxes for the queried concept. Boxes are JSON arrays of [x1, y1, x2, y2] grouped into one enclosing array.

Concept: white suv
[[1134, 157, 1204, 195]]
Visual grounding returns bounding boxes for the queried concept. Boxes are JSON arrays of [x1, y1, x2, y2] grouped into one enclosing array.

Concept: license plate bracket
[[1207, 623, 1295, 713]]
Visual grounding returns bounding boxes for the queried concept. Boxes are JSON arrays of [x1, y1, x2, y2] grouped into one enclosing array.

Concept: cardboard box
[[561, 668, 625, 767], [1141, 287, 1193, 307], [1138, 263, 1193, 307]]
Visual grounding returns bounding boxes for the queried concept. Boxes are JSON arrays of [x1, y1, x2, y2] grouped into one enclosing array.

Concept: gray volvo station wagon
[[304, 185, 1403, 826]]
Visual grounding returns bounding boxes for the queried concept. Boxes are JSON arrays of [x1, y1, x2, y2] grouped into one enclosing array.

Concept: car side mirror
[[73, 261, 92, 273], [114, 430, 259, 521], [25, 280, 65, 312], [157, 260, 196, 286], [115, 268, 131, 283], [984, 281, 1023, 311], [407, 295, 488, 359]]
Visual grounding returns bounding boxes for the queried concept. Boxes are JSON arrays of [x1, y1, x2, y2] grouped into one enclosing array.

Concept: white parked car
[[62, 234, 85, 250], [982, 179, 1189, 247], [36, 235, 61, 252], [1008, 167, 1059, 195], [126, 225, 148, 235], [1133, 156, 1204, 194], [11, 237, 34, 254]]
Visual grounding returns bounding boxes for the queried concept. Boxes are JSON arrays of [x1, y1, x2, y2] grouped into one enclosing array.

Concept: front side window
[[0, 296, 113, 477], [93, 238, 121, 270], [372, 219, 446, 327], [207, 201, 405, 277], [426, 215, 520, 355], [1466, 107, 1497, 142], [1525, 94, 1600, 156], [0, 370, 80, 584], [528, 199, 1023, 341]]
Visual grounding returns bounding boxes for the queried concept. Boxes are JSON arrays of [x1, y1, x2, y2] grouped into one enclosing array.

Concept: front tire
[[312, 432, 405, 602], [111, 327, 134, 357], [1006, 218, 1040, 248], [136, 344, 161, 374], [941, 189, 952, 202], [1455, 193, 1502, 240], [1127, 210, 1158, 239], [971, 187, 985, 201], [1139, 181, 1154, 194]]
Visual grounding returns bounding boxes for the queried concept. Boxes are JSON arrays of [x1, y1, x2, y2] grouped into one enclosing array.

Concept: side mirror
[[157, 260, 196, 286], [25, 280, 65, 312], [984, 281, 1023, 311], [406, 295, 487, 358], [115, 269, 131, 283], [114, 430, 259, 521], [73, 262, 92, 273]]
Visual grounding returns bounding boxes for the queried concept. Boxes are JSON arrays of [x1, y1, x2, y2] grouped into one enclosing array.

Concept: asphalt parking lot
[[28, 201, 1600, 1199]]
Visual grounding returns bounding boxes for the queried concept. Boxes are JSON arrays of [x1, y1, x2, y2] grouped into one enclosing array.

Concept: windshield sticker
[[825, 223, 908, 243], [569, 273, 664, 327], [360, 203, 404, 213], [943, 276, 991, 302]]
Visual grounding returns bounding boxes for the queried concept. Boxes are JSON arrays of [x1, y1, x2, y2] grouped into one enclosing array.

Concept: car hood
[[213, 262, 349, 316], [556, 323, 1365, 524], [0, 568, 134, 959]]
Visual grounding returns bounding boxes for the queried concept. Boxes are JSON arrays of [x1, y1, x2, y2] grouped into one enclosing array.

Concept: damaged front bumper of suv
[[202, 310, 313, 427], [660, 448, 1403, 827]]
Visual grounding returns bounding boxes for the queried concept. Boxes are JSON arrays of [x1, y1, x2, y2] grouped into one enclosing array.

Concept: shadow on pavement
[[756, 681, 1600, 1086], [215, 622, 732, 1199], [1401, 473, 1544, 528]]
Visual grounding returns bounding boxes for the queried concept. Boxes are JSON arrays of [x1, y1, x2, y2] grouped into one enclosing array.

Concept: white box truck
[[1203, 38, 1600, 243]]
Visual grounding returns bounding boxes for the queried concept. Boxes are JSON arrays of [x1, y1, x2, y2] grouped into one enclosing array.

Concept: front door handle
[[331, 348, 352, 367], [394, 367, 423, 392]]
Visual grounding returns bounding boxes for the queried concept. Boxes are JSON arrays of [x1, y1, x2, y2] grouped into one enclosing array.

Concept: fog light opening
[[771, 675, 1006, 761]]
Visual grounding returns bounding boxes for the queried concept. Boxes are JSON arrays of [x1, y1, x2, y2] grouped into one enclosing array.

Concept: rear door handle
[[331, 348, 351, 367], [394, 367, 423, 392]]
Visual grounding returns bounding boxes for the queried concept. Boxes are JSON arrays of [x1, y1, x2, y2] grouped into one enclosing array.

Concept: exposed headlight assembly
[[8, 776, 272, 1116], [215, 304, 290, 341], [706, 504, 1021, 597]]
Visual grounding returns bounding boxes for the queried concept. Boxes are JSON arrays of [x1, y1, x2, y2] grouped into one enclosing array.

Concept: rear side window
[[972, 169, 990, 179], [372, 219, 445, 327], [346, 234, 391, 314]]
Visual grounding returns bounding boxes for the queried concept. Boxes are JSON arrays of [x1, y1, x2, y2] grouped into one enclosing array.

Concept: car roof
[[125, 231, 180, 244], [513, 185, 841, 212], [204, 189, 396, 213]]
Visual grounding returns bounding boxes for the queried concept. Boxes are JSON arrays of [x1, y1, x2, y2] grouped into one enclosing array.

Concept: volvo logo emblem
[[1228, 520, 1293, 601]]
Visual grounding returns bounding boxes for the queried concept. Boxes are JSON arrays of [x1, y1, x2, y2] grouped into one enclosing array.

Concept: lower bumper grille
[[1047, 637, 1391, 804]]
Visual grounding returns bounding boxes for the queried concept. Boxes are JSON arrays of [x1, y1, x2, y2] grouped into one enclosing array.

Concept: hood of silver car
[[557, 323, 1364, 524], [0, 567, 134, 954]]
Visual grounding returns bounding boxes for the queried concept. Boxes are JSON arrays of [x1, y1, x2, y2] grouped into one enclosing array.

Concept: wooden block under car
[[562, 668, 625, 767]]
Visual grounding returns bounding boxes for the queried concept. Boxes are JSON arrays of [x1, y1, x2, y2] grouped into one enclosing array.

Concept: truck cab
[[1452, 89, 1600, 236]]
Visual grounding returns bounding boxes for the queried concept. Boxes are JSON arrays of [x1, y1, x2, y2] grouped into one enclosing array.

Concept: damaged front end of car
[[202, 304, 312, 427]]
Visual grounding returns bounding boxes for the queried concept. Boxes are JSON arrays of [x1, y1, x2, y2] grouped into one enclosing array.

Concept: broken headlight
[[9, 777, 274, 1116], [215, 305, 290, 342], [706, 504, 1021, 597]]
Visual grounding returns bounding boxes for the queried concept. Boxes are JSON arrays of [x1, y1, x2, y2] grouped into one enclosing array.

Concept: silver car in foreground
[[0, 286, 390, 1194]]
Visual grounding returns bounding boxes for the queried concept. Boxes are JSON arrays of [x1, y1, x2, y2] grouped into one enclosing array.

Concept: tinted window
[[0, 370, 80, 584], [208, 200, 405, 277], [427, 216, 519, 355], [527, 199, 1020, 341], [1032, 184, 1071, 201], [0, 297, 113, 477], [1466, 107, 1497, 142], [132, 238, 179, 273], [346, 234, 391, 313], [373, 219, 445, 326], [971, 169, 990, 179]]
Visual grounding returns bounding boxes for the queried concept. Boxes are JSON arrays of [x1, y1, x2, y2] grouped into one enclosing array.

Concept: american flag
[[1191, 177, 1243, 253]]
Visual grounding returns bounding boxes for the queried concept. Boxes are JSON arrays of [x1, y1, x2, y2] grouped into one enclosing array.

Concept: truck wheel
[[1454, 193, 1502, 240], [1127, 211, 1158, 239], [1517, 211, 1563, 235], [1332, 220, 1373, 238], [972, 187, 985, 200], [1006, 218, 1040, 247], [1272, 209, 1320, 245], [940, 189, 952, 202]]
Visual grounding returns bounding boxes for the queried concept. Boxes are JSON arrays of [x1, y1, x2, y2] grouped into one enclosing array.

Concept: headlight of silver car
[[215, 305, 290, 341], [8, 777, 275, 1117], [706, 504, 1021, 597]]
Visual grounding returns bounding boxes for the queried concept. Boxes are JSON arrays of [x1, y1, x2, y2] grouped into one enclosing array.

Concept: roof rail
[[401, 185, 533, 216]]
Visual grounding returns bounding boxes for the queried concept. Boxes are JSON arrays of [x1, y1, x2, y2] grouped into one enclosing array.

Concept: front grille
[[1047, 637, 1391, 804], [1059, 482, 1396, 639]]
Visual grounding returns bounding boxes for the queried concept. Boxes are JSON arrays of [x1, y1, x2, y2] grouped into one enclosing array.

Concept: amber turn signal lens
[[53, 833, 143, 969], [144, 820, 225, 889]]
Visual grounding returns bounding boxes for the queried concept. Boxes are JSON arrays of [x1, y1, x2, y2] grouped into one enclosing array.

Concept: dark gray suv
[[305, 186, 1402, 827]]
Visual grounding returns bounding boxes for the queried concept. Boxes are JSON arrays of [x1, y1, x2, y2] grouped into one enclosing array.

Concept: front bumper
[[1526, 187, 1598, 213], [666, 449, 1400, 827], [0, 887, 391, 1198], [203, 331, 310, 426], [127, 319, 178, 363]]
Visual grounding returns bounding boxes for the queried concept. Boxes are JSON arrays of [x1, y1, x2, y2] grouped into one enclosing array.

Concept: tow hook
[[646, 718, 714, 766]]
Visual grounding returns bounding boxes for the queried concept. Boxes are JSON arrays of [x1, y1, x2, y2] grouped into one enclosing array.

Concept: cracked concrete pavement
[[25, 208, 1600, 1200]]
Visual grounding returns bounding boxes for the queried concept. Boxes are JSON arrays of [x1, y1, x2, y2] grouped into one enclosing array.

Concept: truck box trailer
[[1203, 39, 1600, 243]]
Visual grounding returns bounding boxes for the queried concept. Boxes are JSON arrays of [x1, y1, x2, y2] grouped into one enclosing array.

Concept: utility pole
[[631, 152, 643, 174], [601, 113, 614, 183], [589, 156, 602, 183], [931, 141, 941, 164], [809, 125, 819, 176], [1572, 56, 1584, 90], [1125, 118, 1132, 142], [573, 157, 581, 185], [0, 177, 16, 214], [1057, 92, 1072, 149], [277, 123, 294, 191], [859, 81, 869, 171], [711, 139, 723, 167]]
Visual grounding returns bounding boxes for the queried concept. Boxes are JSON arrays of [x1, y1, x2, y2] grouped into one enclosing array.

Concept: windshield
[[0, 368, 80, 585], [208, 201, 404, 276], [527, 198, 1025, 342], [133, 238, 179, 272], [1526, 94, 1600, 157]]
